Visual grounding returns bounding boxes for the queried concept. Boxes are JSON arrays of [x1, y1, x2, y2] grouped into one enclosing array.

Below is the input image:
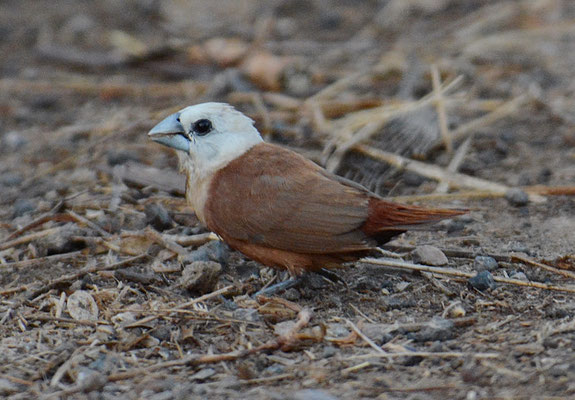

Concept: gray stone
[[468, 271, 497, 291], [179, 261, 222, 294], [473, 256, 498, 272], [412, 245, 448, 266], [510, 271, 528, 281], [505, 188, 529, 207], [290, 389, 339, 400], [13, 198, 35, 217], [145, 203, 173, 231], [232, 308, 261, 322], [411, 317, 455, 342]]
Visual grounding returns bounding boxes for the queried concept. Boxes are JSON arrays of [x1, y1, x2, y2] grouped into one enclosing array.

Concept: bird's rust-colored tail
[[362, 198, 466, 236]]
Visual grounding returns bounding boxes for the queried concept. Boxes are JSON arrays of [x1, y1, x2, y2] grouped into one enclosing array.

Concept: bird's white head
[[148, 102, 263, 178]]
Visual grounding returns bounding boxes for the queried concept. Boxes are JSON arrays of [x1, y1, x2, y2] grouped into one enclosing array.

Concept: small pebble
[[505, 188, 529, 207], [445, 304, 466, 318], [184, 241, 229, 265], [510, 271, 528, 281], [232, 308, 261, 322], [410, 317, 455, 342], [283, 288, 301, 301], [190, 368, 216, 381], [445, 220, 465, 233], [13, 198, 36, 217], [383, 296, 416, 310], [3, 131, 27, 151], [0, 172, 22, 187], [290, 389, 339, 400], [473, 256, 498, 272], [412, 245, 448, 266], [322, 346, 337, 358], [67, 290, 99, 321], [150, 325, 171, 342], [77, 368, 107, 393], [145, 203, 173, 231], [179, 261, 222, 294], [0, 378, 19, 396], [468, 270, 497, 291]]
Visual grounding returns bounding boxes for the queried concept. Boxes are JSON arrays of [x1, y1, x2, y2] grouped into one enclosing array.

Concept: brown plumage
[[204, 143, 462, 275], [148, 103, 465, 276]]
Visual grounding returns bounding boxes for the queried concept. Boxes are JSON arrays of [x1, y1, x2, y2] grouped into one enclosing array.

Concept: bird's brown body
[[148, 103, 464, 276], [201, 143, 462, 275]]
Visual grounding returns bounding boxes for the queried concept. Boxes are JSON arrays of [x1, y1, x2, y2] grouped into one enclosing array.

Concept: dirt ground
[[1, 1, 575, 399]]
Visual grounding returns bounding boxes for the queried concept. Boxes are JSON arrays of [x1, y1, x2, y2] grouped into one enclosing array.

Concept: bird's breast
[[185, 172, 213, 226]]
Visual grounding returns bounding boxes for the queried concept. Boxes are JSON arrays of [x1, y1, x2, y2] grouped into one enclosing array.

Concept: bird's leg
[[253, 276, 302, 297], [314, 268, 348, 288], [253, 268, 347, 297]]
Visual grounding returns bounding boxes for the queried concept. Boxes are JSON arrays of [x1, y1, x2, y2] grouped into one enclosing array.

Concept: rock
[[322, 346, 337, 358], [67, 290, 99, 321], [468, 271, 497, 291], [445, 304, 466, 318], [145, 203, 173, 231], [290, 389, 339, 400], [190, 368, 216, 381], [505, 188, 529, 207], [233, 308, 261, 322], [383, 296, 416, 310], [412, 245, 448, 266], [326, 323, 350, 338], [410, 317, 455, 342], [36, 223, 84, 256], [510, 271, 528, 281], [13, 198, 35, 217], [0, 378, 19, 396], [179, 261, 222, 294], [150, 325, 172, 342], [473, 256, 498, 272], [361, 323, 397, 345], [184, 240, 230, 265], [0, 172, 22, 187], [283, 288, 301, 301], [445, 220, 465, 233], [3, 131, 27, 151], [77, 368, 107, 392]]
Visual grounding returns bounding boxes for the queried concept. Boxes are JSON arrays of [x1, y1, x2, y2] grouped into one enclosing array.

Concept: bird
[[148, 102, 464, 278]]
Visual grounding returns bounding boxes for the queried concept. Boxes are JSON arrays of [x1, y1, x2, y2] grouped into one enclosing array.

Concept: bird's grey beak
[[148, 112, 190, 152]]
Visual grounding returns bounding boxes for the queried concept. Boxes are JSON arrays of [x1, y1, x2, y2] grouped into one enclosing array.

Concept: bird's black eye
[[193, 119, 212, 136]]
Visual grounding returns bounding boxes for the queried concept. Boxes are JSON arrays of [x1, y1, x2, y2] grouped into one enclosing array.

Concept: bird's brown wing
[[204, 143, 373, 254]]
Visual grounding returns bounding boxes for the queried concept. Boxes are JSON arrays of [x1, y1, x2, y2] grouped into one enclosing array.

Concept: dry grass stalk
[[431, 65, 452, 153], [451, 95, 529, 143], [355, 144, 519, 195], [323, 76, 464, 172], [22, 254, 148, 303], [0, 226, 64, 251], [346, 351, 499, 360], [344, 319, 386, 354], [363, 257, 575, 293], [67, 210, 110, 237], [513, 254, 575, 280], [0, 251, 84, 272], [108, 308, 313, 382], [435, 137, 472, 193]]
